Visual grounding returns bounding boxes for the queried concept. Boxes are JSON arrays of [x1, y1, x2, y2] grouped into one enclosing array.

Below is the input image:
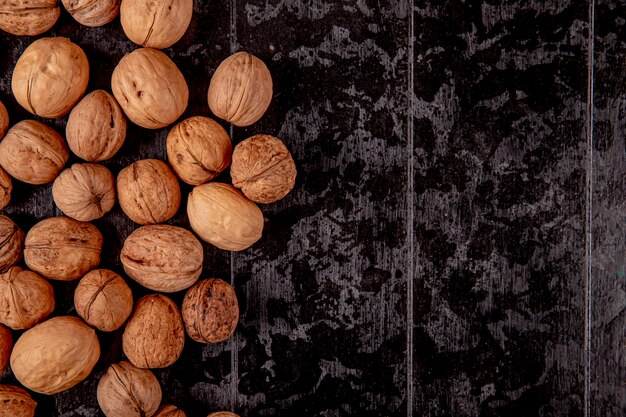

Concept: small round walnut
[[0, 0, 60, 36], [0, 167, 12, 210], [0, 100, 8, 139], [208, 52, 273, 127], [52, 163, 116, 222], [74, 269, 133, 332], [166, 116, 232, 185], [0, 385, 37, 417], [231, 134, 297, 203], [10, 316, 100, 395], [12, 37, 89, 118], [207, 413, 239, 417], [155, 405, 186, 417], [182, 279, 239, 344], [0, 120, 69, 185], [117, 159, 181, 225], [0, 215, 24, 272], [0, 325, 12, 373], [97, 361, 161, 417], [120, 0, 193, 49], [66, 90, 127, 162], [0, 267, 54, 330], [123, 294, 185, 369], [24, 216, 103, 281], [62, 0, 120, 27], [187, 183, 263, 251], [112, 48, 188, 129], [121, 225, 203, 293]]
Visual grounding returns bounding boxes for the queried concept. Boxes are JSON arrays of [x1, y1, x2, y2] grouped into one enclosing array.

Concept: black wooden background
[[0, 1, 624, 416]]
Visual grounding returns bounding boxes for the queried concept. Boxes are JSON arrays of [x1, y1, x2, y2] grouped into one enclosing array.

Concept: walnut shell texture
[[0, 384, 37, 417], [12, 37, 89, 118], [0, 325, 12, 374], [62, 0, 120, 27], [24, 216, 103, 281], [10, 316, 100, 395], [97, 361, 162, 417], [208, 52, 273, 127], [0, 0, 60, 36], [121, 225, 203, 293], [207, 413, 239, 417], [231, 134, 297, 204], [0, 167, 12, 210], [0, 100, 8, 139], [187, 182, 263, 251], [66, 90, 127, 162], [74, 269, 133, 332], [0, 120, 69, 185], [155, 405, 186, 417], [0, 267, 54, 330], [52, 163, 116, 222], [120, 0, 193, 49], [182, 279, 239, 344], [111, 48, 188, 129], [0, 215, 24, 272], [117, 159, 181, 224]]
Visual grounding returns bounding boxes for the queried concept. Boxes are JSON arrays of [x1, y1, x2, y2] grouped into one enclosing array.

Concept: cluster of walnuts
[[0, 1, 298, 416]]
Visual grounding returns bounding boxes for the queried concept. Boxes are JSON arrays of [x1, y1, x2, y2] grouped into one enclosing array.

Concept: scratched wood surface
[[0, 1, 623, 416]]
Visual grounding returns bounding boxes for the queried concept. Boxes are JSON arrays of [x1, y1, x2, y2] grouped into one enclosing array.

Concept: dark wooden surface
[[0, 1, 624, 416]]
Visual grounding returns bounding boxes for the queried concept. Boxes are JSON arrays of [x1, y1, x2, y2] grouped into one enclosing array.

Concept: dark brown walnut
[[123, 294, 185, 369], [74, 269, 133, 332], [120, 0, 193, 49], [62, 0, 120, 27], [0, 167, 12, 210], [52, 163, 116, 222], [0, 324, 11, 374], [182, 279, 239, 343], [0, 215, 24, 272], [0, 120, 69, 185], [97, 361, 161, 417], [155, 405, 186, 417], [24, 216, 103, 281], [117, 159, 181, 225], [231, 134, 297, 204], [207, 413, 239, 417], [121, 225, 203, 293], [66, 90, 127, 162], [0, 384, 37, 417], [0, 267, 54, 330], [0, 0, 60, 36], [0, 99, 8, 139]]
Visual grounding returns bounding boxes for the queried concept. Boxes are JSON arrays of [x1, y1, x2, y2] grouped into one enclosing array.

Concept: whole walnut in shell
[[182, 279, 239, 344], [62, 0, 120, 27], [208, 52, 273, 127], [121, 225, 203, 293], [12, 37, 89, 118], [207, 413, 239, 417], [0, 267, 54, 330], [117, 159, 181, 225], [52, 163, 116, 222], [231, 134, 297, 203], [0, 215, 24, 272], [121, 0, 193, 49], [10, 316, 100, 395], [166, 116, 232, 185], [97, 361, 162, 417], [0, 325, 11, 373], [0, 120, 69, 185], [155, 405, 186, 417], [24, 216, 103, 281], [0, 167, 12, 210], [74, 269, 133, 332], [0, 100, 8, 139], [187, 182, 263, 251], [0, 384, 37, 417], [66, 90, 127, 162], [0, 0, 60, 36], [112, 48, 188, 129], [123, 294, 185, 369]]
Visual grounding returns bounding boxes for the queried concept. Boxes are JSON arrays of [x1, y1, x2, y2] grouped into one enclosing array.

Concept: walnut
[[120, 0, 193, 49], [121, 225, 203, 293], [208, 52, 273, 127], [117, 159, 181, 225], [52, 163, 116, 222], [231, 134, 297, 203], [207, 413, 239, 417], [0, 385, 37, 417], [187, 183, 263, 251], [0, 167, 12, 210], [166, 116, 232, 185], [24, 216, 103, 281], [182, 279, 238, 344], [0, 215, 24, 272], [155, 405, 186, 417], [0, 100, 8, 139], [62, 0, 120, 27], [74, 269, 133, 332], [10, 316, 100, 395], [0, 267, 54, 330], [66, 90, 127, 162], [0, 0, 60, 36], [123, 294, 185, 369], [0, 120, 69, 185], [111, 48, 188, 129], [97, 361, 162, 417], [12, 37, 89, 119], [0, 325, 11, 374]]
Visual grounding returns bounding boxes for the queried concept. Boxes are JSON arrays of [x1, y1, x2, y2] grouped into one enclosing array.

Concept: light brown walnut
[[120, 0, 193, 49], [0, 167, 12, 210], [155, 405, 186, 417], [207, 413, 240, 417], [0, 384, 37, 417], [0, 215, 24, 272], [62, 0, 120, 27], [0, 325, 12, 374], [0, 100, 8, 139], [0, 0, 60, 36], [0, 267, 54, 330]]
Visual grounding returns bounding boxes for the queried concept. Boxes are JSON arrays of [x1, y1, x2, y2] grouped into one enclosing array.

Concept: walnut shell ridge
[[207, 412, 240, 417], [155, 405, 187, 417], [0, 325, 12, 374], [0, 167, 12, 210], [0, 384, 37, 417], [0, 215, 24, 272], [0, 99, 8, 139], [0, 267, 54, 330], [121, 0, 193, 49], [0, 0, 60, 36], [62, 0, 120, 27]]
